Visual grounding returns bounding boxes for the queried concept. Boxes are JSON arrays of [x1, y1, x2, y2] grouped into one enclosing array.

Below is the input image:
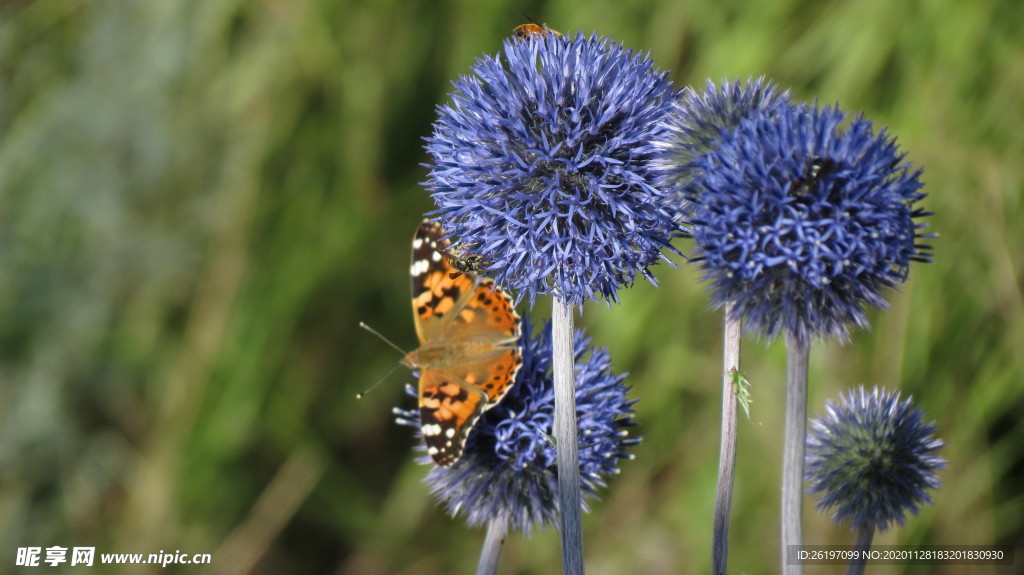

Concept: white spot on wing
[[445, 427, 456, 438], [431, 251, 442, 262], [411, 259, 429, 276], [422, 423, 442, 436]]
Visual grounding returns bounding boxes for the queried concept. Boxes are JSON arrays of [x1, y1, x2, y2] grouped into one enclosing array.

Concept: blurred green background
[[1, 0, 1021, 573]]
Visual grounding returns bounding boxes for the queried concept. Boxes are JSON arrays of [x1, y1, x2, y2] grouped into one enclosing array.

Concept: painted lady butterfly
[[401, 220, 522, 467]]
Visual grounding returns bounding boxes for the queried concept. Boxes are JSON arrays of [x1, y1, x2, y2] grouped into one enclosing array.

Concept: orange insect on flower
[[512, 23, 562, 39]]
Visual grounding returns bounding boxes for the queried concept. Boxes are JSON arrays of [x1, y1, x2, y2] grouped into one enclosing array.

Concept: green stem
[[475, 517, 508, 575], [552, 298, 584, 575], [713, 304, 741, 575], [781, 333, 809, 575], [844, 525, 875, 575]]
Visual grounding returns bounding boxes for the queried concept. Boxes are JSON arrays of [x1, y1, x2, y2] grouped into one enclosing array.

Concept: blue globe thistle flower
[[394, 316, 639, 533], [650, 77, 792, 195], [425, 33, 680, 307], [805, 386, 945, 533], [676, 102, 932, 342]]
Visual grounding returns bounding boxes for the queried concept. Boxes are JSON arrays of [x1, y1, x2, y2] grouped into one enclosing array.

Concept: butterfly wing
[[409, 220, 478, 344], [440, 277, 521, 406], [407, 220, 522, 466], [418, 370, 487, 467]]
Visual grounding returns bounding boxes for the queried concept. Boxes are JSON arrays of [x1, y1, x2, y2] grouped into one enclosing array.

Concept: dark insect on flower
[[446, 253, 486, 279], [806, 386, 946, 533], [425, 32, 679, 306], [789, 156, 838, 198], [512, 22, 562, 39], [668, 102, 932, 342], [394, 316, 639, 532], [432, 241, 489, 280]]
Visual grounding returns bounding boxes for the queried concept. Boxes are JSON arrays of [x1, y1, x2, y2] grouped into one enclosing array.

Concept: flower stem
[[552, 298, 584, 575], [844, 525, 874, 575], [713, 304, 741, 575], [781, 333, 809, 575], [476, 517, 508, 575]]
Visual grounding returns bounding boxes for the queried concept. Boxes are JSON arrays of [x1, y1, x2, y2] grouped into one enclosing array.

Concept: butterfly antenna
[[359, 321, 408, 356], [355, 362, 404, 400], [356, 322, 411, 399]]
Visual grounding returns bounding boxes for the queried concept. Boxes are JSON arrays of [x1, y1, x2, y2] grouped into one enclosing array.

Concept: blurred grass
[[0, 0, 1021, 573]]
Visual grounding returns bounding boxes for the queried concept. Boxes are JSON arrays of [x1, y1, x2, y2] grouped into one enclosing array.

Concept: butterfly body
[[405, 220, 522, 466]]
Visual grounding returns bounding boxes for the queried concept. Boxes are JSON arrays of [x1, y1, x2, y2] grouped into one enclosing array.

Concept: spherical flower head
[[805, 386, 945, 533], [650, 76, 792, 197], [685, 103, 932, 343], [425, 32, 680, 307], [394, 316, 639, 533]]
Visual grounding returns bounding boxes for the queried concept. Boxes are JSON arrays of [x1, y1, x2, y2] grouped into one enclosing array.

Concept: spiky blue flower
[[394, 316, 639, 533], [651, 77, 792, 194], [805, 386, 945, 532], [668, 101, 932, 342], [425, 32, 680, 307]]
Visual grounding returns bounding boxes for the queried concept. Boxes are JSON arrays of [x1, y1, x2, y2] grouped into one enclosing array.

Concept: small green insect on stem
[[730, 369, 753, 420]]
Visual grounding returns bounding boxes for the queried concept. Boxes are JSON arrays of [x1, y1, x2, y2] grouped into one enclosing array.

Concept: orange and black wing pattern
[[406, 220, 522, 466]]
